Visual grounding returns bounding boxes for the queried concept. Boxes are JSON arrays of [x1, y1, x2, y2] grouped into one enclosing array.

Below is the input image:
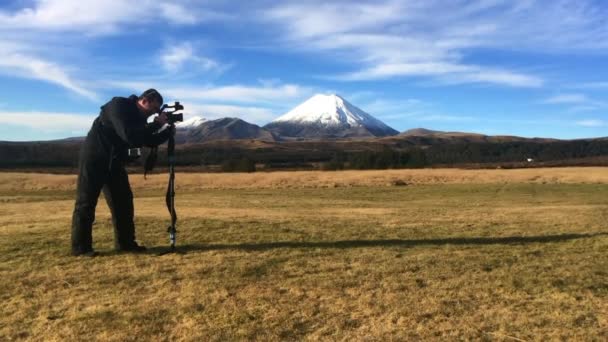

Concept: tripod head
[[160, 101, 184, 125]]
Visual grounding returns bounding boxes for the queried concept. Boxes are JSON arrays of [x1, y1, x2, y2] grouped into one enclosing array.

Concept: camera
[[161, 101, 184, 125]]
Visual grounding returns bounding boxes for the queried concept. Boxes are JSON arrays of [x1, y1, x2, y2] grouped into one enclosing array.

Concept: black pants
[[71, 154, 137, 253]]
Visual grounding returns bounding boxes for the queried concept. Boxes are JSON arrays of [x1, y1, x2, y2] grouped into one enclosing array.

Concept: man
[[71, 89, 173, 256]]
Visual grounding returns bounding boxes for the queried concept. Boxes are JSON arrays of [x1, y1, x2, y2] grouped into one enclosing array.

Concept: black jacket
[[82, 95, 171, 166]]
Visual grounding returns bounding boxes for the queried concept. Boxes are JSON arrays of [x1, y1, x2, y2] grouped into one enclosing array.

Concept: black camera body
[[169, 113, 183, 124], [161, 101, 184, 125]]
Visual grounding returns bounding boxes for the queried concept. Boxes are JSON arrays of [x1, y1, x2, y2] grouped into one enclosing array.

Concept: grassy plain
[[1, 168, 607, 340]]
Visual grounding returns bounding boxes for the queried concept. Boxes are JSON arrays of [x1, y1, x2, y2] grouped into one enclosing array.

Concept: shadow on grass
[[148, 232, 607, 254]]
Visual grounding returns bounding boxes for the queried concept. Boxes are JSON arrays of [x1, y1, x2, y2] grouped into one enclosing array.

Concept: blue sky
[[0, 0, 607, 141]]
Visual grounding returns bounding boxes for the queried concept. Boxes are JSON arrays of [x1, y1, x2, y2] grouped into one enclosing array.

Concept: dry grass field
[[1, 167, 607, 340]]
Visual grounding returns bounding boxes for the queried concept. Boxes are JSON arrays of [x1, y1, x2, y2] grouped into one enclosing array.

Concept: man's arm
[[104, 98, 165, 147], [143, 125, 174, 147]]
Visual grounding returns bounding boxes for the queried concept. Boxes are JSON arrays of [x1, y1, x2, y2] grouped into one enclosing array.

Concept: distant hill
[[176, 117, 277, 143], [400, 128, 443, 136], [392, 128, 558, 145]]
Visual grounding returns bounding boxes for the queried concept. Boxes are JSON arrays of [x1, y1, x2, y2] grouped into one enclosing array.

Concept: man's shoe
[[72, 249, 98, 257]]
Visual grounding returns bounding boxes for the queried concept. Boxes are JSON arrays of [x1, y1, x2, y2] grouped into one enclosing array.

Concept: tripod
[[157, 102, 183, 255], [166, 125, 177, 252]]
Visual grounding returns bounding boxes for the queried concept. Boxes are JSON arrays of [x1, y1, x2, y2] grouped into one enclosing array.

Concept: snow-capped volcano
[[265, 94, 398, 138], [273, 94, 382, 126]]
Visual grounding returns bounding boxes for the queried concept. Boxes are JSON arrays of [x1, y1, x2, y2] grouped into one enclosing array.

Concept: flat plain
[[1, 168, 607, 340]]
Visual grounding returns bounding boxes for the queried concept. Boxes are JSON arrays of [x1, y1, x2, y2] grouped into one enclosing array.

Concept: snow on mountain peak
[[176, 116, 206, 129], [271, 93, 387, 129]]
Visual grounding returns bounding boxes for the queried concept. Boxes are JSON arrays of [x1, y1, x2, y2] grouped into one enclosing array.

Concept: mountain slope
[[177, 117, 277, 143], [265, 94, 398, 138]]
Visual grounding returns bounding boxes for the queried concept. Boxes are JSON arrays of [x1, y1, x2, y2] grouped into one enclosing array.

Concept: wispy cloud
[[439, 69, 543, 88], [543, 93, 589, 105], [568, 106, 604, 113], [108, 80, 314, 106], [572, 82, 608, 90], [265, 2, 403, 39], [0, 111, 95, 131], [165, 84, 310, 104], [576, 119, 607, 127], [362, 98, 427, 115], [1, 0, 605, 100], [0, 48, 98, 101], [337, 62, 542, 87], [342, 92, 474, 125], [262, 0, 607, 87], [334, 62, 473, 81], [0, 1, 142, 34], [105, 80, 315, 124], [0, 0, 209, 34], [160, 41, 226, 74], [0, 1, 229, 100], [185, 104, 278, 123], [158, 3, 201, 25], [542, 93, 607, 112], [354, 97, 431, 120]]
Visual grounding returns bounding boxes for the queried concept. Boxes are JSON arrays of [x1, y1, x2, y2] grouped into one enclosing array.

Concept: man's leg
[[71, 156, 107, 255], [103, 166, 142, 250]]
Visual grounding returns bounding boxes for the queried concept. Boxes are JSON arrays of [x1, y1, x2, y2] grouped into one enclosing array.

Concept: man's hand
[[154, 112, 169, 125]]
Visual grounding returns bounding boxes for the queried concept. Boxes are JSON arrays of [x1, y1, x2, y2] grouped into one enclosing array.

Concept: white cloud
[[567, 106, 603, 113], [160, 42, 225, 74], [0, 0, 203, 34], [104, 81, 315, 124], [0, 50, 98, 101], [449, 69, 543, 88], [353, 97, 431, 120], [340, 93, 474, 125], [266, 2, 403, 39], [0, 0, 138, 33], [262, 0, 608, 86], [159, 3, 199, 25], [573, 82, 608, 90], [542, 93, 607, 112], [166, 84, 308, 104], [184, 104, 277, 123], [108, 81, 313, 105], [576, 119, 606, 127], [336, 62, 474, 80], [0, 1, 232, 101], [336, 62, 543, 87], [543, 94, 589, 105], [0, 111, 95, 131]]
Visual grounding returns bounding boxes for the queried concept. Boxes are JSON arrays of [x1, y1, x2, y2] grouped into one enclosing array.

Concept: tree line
[[1, 139, 607, 172]]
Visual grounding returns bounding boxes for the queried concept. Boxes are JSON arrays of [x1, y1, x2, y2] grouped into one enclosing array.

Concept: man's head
[[137, 89, 164, 117]]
